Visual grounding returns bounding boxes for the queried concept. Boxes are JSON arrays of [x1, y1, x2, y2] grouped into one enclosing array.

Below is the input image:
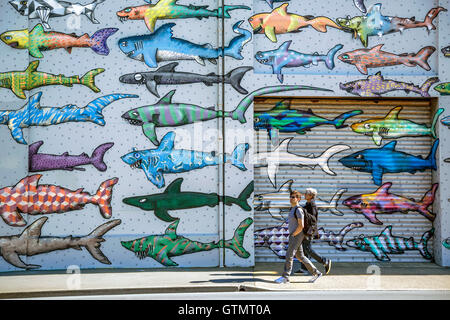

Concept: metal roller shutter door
[[253, 97, 437, 263]]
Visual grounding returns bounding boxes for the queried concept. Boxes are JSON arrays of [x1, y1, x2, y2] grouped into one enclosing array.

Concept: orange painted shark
[[248, 3, 342, 42]]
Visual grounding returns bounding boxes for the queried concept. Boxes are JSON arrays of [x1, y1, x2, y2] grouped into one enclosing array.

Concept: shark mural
[[121, 218, 253, 267], [434, 82, 450, 95]]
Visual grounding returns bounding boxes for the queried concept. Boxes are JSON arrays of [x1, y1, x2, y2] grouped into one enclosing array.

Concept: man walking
[[275, 190, 322, 284]]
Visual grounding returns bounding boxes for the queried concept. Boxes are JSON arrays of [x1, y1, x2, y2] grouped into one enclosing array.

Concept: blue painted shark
[[255, 41, 343, 83], [121, 131, 249, 188], [0, 92, 138, 144], [118, 20, 251, 68], [339, 140, 439, 186]]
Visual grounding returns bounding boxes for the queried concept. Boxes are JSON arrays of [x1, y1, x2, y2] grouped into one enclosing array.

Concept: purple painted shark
[[255, 40, 343, 83], [340, 72, 439, 97], [29, 140, 114, 172]]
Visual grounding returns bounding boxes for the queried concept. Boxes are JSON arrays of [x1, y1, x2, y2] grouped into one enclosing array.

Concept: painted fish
[[254, 179, 348, 219], [121, 217, 253, 267], [255, 40, 343, 83], [119, 62, 252, 97], [116, 0, 250, 32], [0, 23, 118, 58], [248, 3, 342, 43], [444, 238, 450, 250], [442, 46, 450, 57], [122, 85, 332, 146], [118, 20, 251, 68], [343, 182, 438, 225], [0, 174, 119, 227], [338, 44, 436, 74], [123, 178, 253, 222], [350, 106, 444, 145], [254, 137, 350, 187], [338, 139, 439, 186], [254, 99, 361, 140], [255, 222, 365, 258], [336, 4, 447, 47], [0, 60, 104, 99], [346, 226, 434, 261], [0, 92, 138, 144], [121, 131, 249, 189], [339, 72, 439, 97], [0, 217, 121, 269], [29, 141, 114, 172], [434, 82, 450, 95]]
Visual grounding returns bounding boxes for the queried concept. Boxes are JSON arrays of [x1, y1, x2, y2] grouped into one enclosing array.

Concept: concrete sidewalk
[[0, 262, 449, 299]]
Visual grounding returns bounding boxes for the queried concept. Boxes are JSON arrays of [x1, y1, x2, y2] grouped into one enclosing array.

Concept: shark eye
[[356, 154, 364, 160], [254, 117, 260, 123], [249, 18, 253, 22], [134, 73, 143, 81], [139, 198, 147, 203], [121, 41, 128, 47], [364, 123, 370, 129], [134, 153, 141, 158], [132, 111, 139, 117], [124, 7, 132, 13], [341, 54, 349, 59], [4, 36, 12, 40]]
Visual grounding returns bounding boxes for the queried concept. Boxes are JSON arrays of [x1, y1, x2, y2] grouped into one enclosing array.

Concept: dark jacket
[[303, 200, 319, 239]]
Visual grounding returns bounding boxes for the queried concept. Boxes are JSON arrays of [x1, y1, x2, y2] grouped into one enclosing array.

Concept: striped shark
[[121, 85, 332, 146], [254, 179, 348, 219], [339, 140, 439, 186], [254, 137, 350, 188], [121, 131, 249, 189], [346, 226, 434, 261], [0, 92, 138, 144], [0, 217, 121, 269], [350, 106, 444, 145], [123, 178, 253, 222], [121, 218, 253, 267]]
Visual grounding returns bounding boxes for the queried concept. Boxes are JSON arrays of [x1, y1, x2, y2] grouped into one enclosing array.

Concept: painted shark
[[123, 178, 253, 222], [9, 0, 106, 29], [118, 20, 251, 68], [442, 46, 450, 57], [0, 217, 121, 269], [0, 91, 138, 144], [254, 137, 351, 188], [339, 72, 439, 97], [254, 222, 365, 258], [350, 106, 444, 145], [253, 179, 348, 219], [121, 85, 333, 146], [0, 60, 104, 99], [119, 62, 252, 97], [346, 226, 434, 261], [336, 4, 447, 47], [116, 0, 250, 32], [339, 139, 439, 186], [0, 174, 119, 227], [29, 140, 114, 172], [121, 217, 253, 267], [121, 131, 249, 189], [343, 182, 438, 225], [434, 82, 450, 95], [255, 41, 343, 83]]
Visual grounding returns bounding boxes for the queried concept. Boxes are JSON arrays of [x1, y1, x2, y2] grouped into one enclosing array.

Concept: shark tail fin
[[422, 7, 446, 32], [325, 44, 343, 70], [84, 219, 121, 264], [418, 228, 434, 260], [235, 181, 254, 211], [223, 20, 252, 60], [306, 16, 342, 33], [90, 28, 118, 55], [83, 0, 106, 24], [332, 110, 362, 129], [425, 139, 439, 170], [220, 218, 253, 258], [84, 93, 138, 125], [430, 108, 444, 139], [227, 143, 249, 171], [419, 77, 439, 97], [90, 142, 114, 172], [225, 66, 252, 95], [417, 183, 438, 221], [218, 5, 250, 18], [316, 144, 350, 175], [92, 177, 119, 218], [328, 188, 347, 216], [80, 68, 104, 93], [412, 46, 435, 71], [336, 222, 364, 250]]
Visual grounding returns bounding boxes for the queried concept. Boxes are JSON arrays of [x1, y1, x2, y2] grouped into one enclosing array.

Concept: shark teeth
[[130, 159, 142, 169], [127, 119, 143, 126], [118, 16, 129, 22]]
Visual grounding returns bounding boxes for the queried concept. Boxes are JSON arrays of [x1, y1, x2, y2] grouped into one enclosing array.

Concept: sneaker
[[274, 276, 289, 284], [324, 259, 332, 275], [309, 272, 322, 283]]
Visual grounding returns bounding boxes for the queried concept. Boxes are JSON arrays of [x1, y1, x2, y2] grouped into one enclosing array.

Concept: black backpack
[[298, 203, 318, 238]]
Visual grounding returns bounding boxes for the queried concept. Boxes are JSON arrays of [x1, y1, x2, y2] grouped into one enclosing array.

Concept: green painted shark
[[434, 82, 450, 95], [350, 106, 444, 145], [0, 60, 103, 99], [121, 217, 253, 266], [123, 177, 253, 222]]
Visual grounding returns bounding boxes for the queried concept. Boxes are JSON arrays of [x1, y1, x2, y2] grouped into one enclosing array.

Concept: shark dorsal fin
[[272, 100, 291, 111], [20, 217, 48, 239], [278, 40, 292, 52], [374, 182, 392, 195], [164, 178, 183, 194], [370, 44, 384, 52], [28, 92, 43, 110], [157, 90, 176, 104], [153, 23, 176, 39], [156, 62, 179, 73], [25, 60, 40, 73], [165, 219, 180, 240], [157, 131, 175, 152], [384, 106, 403, 120], [278, 179, 293, 193], [274, 137, 293, 153], [275, 3, 289, 15], [14, 174, 41, 191], [381, 141, 397, 151], [370, 71, 384, 81], [368, 3, 382, 14], [380, 225, 393, 238], [30, 23, 45, 36]]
